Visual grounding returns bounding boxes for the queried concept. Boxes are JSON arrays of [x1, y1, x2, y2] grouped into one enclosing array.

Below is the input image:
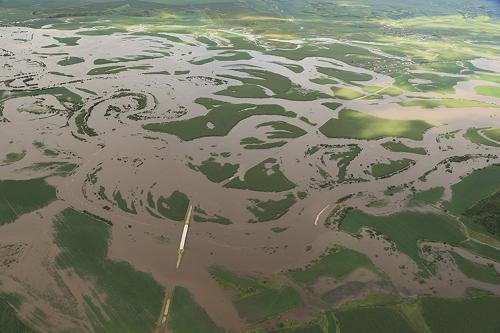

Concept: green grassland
[[53, 36, 80, 46], [394, 73, 465, 94], [420, 296, 500, 333], [143, 98, 296, 141], [340, 209, 466, 272], [2, 87, 83, 114], [451, 252, 500, 284], [408, 187, 444, 206], [463, 128, 500, 147], [93, 54, 162, 65], [247, 193, 297, 222], [443, 165, 500, 214], [261, 293, 500, 333], [336, 307, 416, 333], [240, 137, 287, 150], [209, 267, 303, 323], [87, 64, 152, 75], [113, 190, 137, 214], [257, 121, 307, 139], [463, 190, 500, 237], [250, 311, 337, 333], [363, 86, 403, 96], [0, 178, 57, 225], [331, 87, 364, 100], [215, 84, 269, 98], [189, 158, 239, 183], [482, 128, 500, 142], [53, 208, 164, 332], [460, 240, 500, 263], [22, 162, 78, 177], [316, 67, 372, 84], [225, 158, 296, 192], [0, 298, 37, 333], [381, 141, 426, 155], [371, 158, 415, 178], [219, 69, 329, 101], [286, 247, 380, 285], [398, 98, 497, 109], [147, 190, 189, 221], [475, 85, 500, 98], [168, 287, 223, 333], [2, 150, 27, 164], [193, 207, 233, 225], [319, 109, 432, 141]]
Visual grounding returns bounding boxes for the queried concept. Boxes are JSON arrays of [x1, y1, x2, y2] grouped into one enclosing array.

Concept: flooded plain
[[1, 25, 500, 332]]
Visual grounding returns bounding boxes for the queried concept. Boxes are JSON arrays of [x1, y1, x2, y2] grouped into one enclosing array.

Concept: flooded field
[[0, 0, 499, 332]]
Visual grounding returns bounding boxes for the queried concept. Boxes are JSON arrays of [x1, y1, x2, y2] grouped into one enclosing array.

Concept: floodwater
[[0, 26, 499, 332]]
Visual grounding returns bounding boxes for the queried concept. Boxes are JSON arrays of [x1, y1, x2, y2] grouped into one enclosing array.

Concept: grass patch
[[168, 286, 223, 333], [143, 98, 296, 141], [193, 207, 232, 225], [155, 191, 189, 221], [87, 65, 151, 75], [317, 67, 372, 83], [257, 121, 307, 139], [319, 109, 432, 140], [2, 150, 26, 164], [215, 84, 268, 98], [22, 162, 78, 177], [0, 298, 36, 333], [112, 190, 136, 214], [443, 165, 500, 214], [451, 252, 500, 284], [54, 208, 164, 332], [240, 137, 288, 150], [209, 267, 302, 323], [225, 158, 296, 192], [331, 87, 364, 100], [57, 56, 84, 66], [482, 128, 500, 142], [190, 158, 239, 183], [340, 209, 466, 272], [247, 193, 296, 222], [463, 190, 500, 236], [409, 187, 444, 206], [382, 141, 426, 155], [54, 36, 80, 46], [420, 296, 500, 333], [399, 99, 496, 108], [371, 159, 415, 178], [464, 128, 500, 147], [475, 85, 500, 98], [286, 247, 379, 285], [0, 178, 57, 225], [395, 73, 464, 94], [336, 307, 416, 333]]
